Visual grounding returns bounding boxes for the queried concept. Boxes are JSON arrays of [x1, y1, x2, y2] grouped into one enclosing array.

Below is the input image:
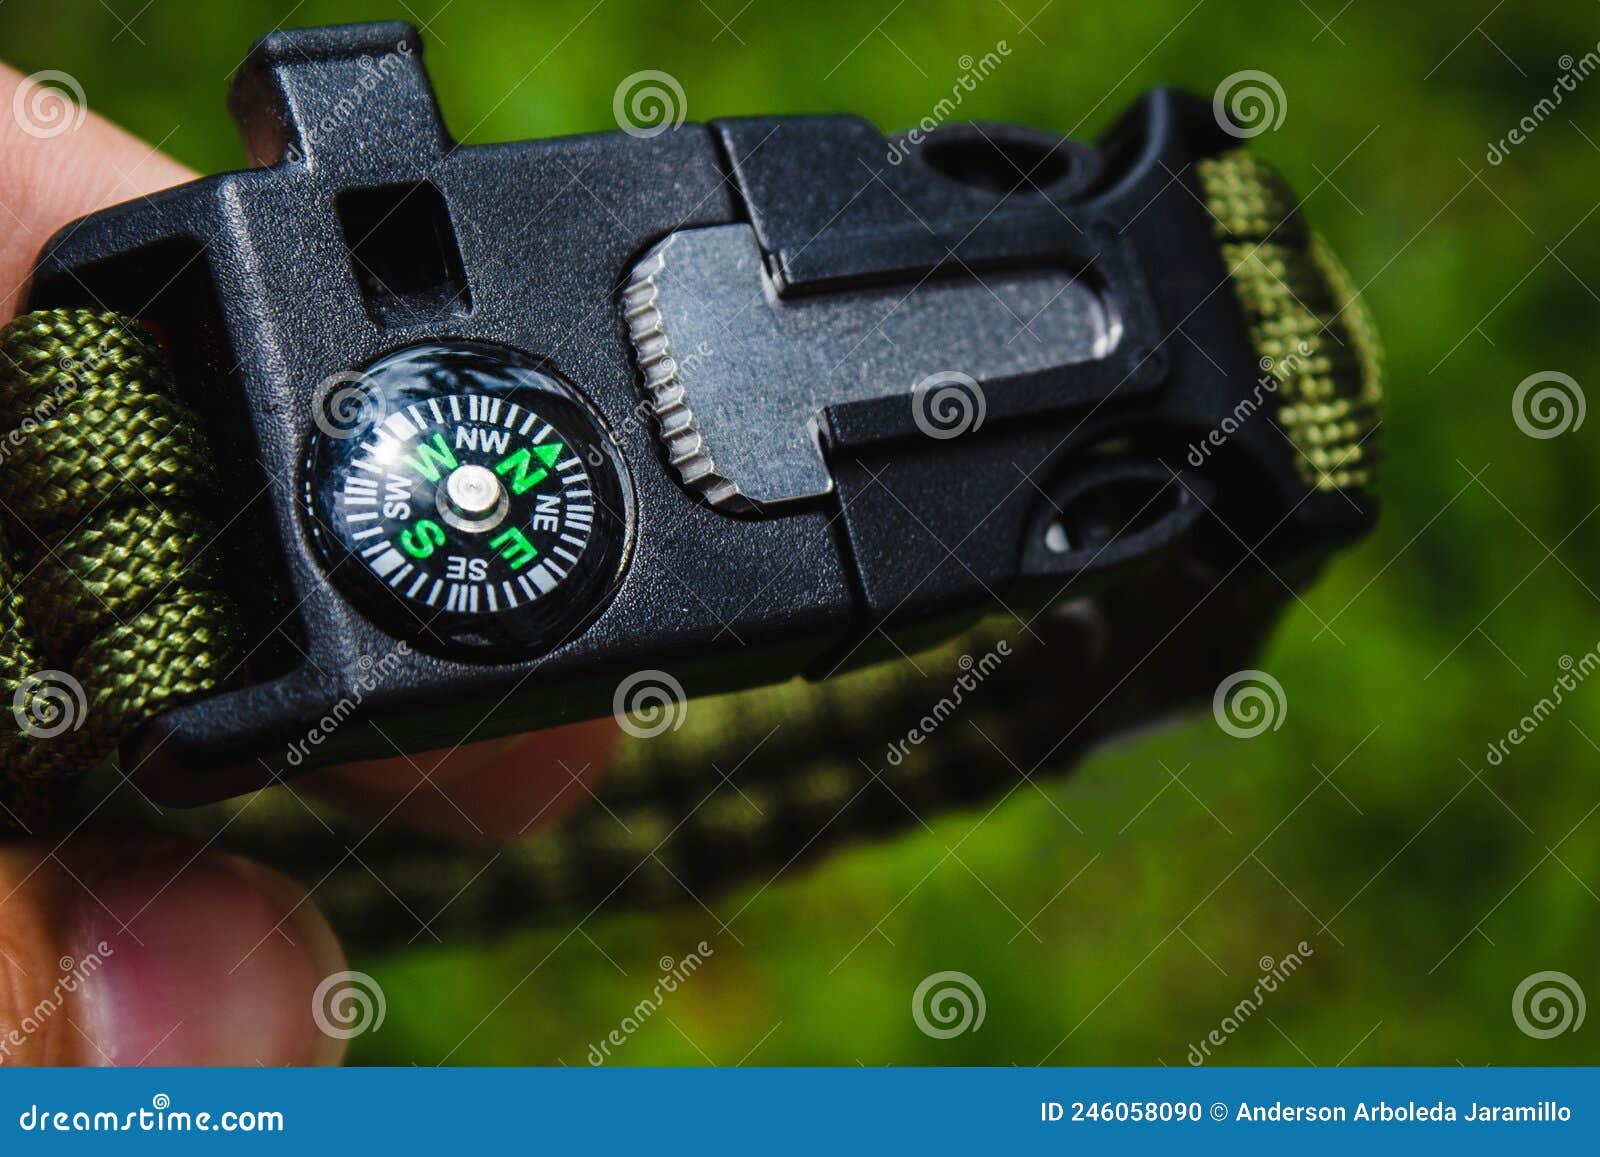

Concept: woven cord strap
[[0, 308, 239, 831], [1196, 149, 1383, 490]]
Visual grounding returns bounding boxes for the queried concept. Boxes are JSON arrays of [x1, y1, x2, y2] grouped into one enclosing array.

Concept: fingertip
[[74, 840, 348, 1066], [0, 62, 195, 318], [0, 834, 347, 1065]]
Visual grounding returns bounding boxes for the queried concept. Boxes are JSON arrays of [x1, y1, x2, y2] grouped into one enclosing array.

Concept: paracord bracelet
[[2, 100, 1381, 947]]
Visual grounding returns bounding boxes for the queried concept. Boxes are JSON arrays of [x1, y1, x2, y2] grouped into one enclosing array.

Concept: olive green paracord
[[0, 309, 239, 831], [1196, 149, 1383, 491]]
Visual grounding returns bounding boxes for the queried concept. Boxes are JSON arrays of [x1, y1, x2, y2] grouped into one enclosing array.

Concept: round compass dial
[[303, 341, 632, 660]]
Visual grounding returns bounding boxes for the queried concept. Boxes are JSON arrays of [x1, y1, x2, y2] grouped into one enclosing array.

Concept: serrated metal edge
[[621, 235, 756, 514]]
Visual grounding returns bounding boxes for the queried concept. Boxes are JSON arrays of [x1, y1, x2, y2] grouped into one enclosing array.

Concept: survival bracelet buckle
[[14, 21, 1379, 808]]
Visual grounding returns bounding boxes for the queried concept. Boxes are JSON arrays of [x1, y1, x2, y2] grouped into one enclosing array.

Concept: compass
[[303, 341, 632, 660]]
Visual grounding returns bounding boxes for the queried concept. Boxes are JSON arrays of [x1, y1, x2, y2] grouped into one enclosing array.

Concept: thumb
[[0, 832, 347, 1065]]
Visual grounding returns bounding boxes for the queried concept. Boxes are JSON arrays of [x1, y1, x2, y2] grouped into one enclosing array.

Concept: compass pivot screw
[[445, 463, 502, 516]]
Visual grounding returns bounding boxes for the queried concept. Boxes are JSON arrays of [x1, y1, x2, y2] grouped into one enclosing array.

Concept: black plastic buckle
[[25, 22, 1372, 803]]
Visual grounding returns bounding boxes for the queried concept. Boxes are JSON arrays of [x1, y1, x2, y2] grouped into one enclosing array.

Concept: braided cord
[[0, 309, 239, 831], [1197, 150, 1384, 491], [173, 558, 1293, 949]]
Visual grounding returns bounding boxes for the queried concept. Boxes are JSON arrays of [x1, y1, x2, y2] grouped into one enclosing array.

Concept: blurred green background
[[6, 0, 1597, 1065]]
